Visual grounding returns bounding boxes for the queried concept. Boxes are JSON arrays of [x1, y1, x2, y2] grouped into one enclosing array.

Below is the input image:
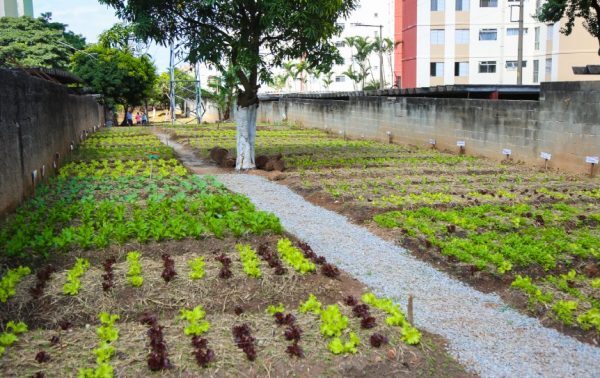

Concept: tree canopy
[[536, 0, 600, 55], [98, 0, 358, 106], [71, 44, 157, 109], [0, 14, 86, 69]]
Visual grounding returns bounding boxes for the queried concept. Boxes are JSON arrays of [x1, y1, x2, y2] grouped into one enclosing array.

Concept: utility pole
[[169, 42, 177, 125], [379, 24, 384, 89], [517, 0, 525, 85]]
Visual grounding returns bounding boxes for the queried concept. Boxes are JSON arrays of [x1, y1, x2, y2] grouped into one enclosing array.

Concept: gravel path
[[163, 135, 600, 377]]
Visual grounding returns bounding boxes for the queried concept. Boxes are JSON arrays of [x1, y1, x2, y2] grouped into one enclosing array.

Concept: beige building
[[397, 0, 600, 88]]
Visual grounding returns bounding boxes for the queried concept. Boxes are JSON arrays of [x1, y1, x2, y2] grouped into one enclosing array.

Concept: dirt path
[[159, 134, 600, 378]]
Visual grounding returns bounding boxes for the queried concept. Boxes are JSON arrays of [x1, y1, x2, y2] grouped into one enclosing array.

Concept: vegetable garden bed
[[172, 122, 600, 344], [0, 127, 468, 377]]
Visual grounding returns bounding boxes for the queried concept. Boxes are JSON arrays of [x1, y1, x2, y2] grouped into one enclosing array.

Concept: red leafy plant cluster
[[102, 257, 116, 292], [161, 254, 177, 282], [257, 243, 286, 275], [35, 351, 51, 363], [49, 335, 60, 346], [58, 320, 72, 330], [216, 254, 233, 279], [298, 242, 340, 279], [140, 312, 172, 371], [346, 296, 377, 329], [232, 324, 257, 361], [191, 336, 216, 368], [369, 333, 388, 348], [30, 265, 56, 298], [272, 312, 304, 358]]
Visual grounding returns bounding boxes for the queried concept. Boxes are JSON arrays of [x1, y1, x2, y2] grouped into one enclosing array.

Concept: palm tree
[[373, 36, 396, 87], [322, 71, 334, 89], [282, 61, 299, 91]]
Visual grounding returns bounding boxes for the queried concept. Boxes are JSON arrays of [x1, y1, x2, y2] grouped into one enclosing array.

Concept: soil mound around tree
[[209, 146, 235, 168], [256, 154, 285, 172]]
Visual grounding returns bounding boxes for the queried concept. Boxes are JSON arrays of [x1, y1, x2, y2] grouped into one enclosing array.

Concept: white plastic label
[[70, 144, 74, 151], [457, 140, 466, 147], [429, 139, 436, 145], [502, 149, 512, 156], [540, 152, 552, 160], [32, 170, 38, 179], [586, 156, 599, 164]]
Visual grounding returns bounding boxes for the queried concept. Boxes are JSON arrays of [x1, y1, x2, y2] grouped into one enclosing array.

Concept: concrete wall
[[0, 69, 103, 217], [258, 81, 600, 174]]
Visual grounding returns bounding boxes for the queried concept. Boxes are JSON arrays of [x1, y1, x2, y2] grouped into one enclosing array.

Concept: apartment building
[[262, 1, 395, 93], [395, 0, 600, 88], [0, 0, 34, 17]]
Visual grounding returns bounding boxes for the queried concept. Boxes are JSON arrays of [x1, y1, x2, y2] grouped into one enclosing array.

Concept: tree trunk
[[235, 104, 258, 170], [121, 105, 128, 126]]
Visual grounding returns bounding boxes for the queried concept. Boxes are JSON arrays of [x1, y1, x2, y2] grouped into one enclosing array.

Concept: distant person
[[126, 110, 133, 126], [135, 112, 142, 125], [142, 112, 148, 125]]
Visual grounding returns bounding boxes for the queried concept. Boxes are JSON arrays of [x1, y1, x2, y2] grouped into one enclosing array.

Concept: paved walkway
[[160, 134, 600, 378]]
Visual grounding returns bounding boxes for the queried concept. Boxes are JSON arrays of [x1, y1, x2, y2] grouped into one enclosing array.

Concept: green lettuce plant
[[0, 266, 31, 302], [63, 258, 90, 295], [277, 239, 315, 274], [180, 305, 210, 336]]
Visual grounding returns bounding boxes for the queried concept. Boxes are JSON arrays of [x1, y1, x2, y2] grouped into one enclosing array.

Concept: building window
[[456, 29, 470, 44], [507, 28, 528, 36], [431, 29, 445, 44], [456, 0, 470, 11], [533, 60, 539, 83], [335, 76, 346, 83], [431, 0, 445, 11], [479, 61, 496, 73], [455, 62, 469, 76], [545, 58, 552, 75], [547, 24, 554, 41], [480, 0, 498, 7], [505, 60, 527, 70], [535, 0, 541, 12], [430, 62, 444, 77], [335, 41, 346, 48], [534, 27, 540, 50], [479, 29, 497, 41]]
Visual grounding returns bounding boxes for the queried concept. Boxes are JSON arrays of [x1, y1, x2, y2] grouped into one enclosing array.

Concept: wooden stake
[[544, 159, 548, 171], [407, 295, 414, 326], [591, 163, 596, 178]]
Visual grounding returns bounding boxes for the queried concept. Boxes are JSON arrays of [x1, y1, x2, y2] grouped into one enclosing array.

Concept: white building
[[0, 0, 34, 17], [262, 0, 395, 93]]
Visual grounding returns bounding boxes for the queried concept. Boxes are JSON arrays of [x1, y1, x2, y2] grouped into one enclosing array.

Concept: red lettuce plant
[[30, 265, 56, 298], [161, 254, 177, 282], [232, 324, 257, 361], [102, 258, 116, 292]]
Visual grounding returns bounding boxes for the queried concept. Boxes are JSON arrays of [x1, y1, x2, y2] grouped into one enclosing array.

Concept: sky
[[34, 0, 171, 72]]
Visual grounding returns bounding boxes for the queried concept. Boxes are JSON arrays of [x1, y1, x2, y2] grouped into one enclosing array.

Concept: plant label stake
[[502, 149, 512, 160], [31, 170, 38, 194], [540, 152, 552, 170], [149, 153, 159, 180], [457, 140, 465, 155], [407, 295, 414, 326], [387, 131, 393, 144], [586, 156, 599, 177], [429, 139, 436, 149], [41, 165, 45, 178]]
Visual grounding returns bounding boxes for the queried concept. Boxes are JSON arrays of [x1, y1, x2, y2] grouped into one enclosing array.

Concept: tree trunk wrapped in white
[[235, 104, 257, 170]]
